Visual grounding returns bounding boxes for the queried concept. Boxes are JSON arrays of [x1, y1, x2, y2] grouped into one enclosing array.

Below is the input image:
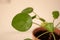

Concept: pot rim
[[32, 27, 60, 40]]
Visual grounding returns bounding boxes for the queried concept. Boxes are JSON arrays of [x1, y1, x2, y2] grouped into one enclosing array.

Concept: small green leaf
[[12, 13, 32, 32], [52, 11, 59, 19], [32, 15, 36, 19], [45, 23, 54, 32], [22, 7, 33, 14], [24, 38, 32, 40], [39, 18, 45, 22]]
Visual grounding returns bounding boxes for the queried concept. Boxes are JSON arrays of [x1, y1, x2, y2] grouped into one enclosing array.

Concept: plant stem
[[33, 11, 40, 18], [53, 19, 55, 26], [33, 22, 40, 26], [52, 33, 56, 40], [33, 12, 46, 22], [55, 22, 60, 27], [37, 32, 49, 38], [53, 19, 55, 24]]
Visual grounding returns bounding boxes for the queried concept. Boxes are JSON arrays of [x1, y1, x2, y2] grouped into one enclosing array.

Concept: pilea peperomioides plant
[[12, 7, 60, 40]]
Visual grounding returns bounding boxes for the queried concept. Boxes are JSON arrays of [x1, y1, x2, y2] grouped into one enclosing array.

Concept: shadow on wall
[[0, 0, 10, 3]]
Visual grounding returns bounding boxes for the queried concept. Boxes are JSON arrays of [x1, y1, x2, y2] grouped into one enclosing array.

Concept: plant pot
[[32, 27, 60, 40]]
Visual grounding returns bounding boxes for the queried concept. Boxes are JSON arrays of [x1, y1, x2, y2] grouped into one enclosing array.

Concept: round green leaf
[[52, 11, 59, 19], [22, 7, 33, 14], [45, 23, 54, 32], [12, 13, 32, 32]]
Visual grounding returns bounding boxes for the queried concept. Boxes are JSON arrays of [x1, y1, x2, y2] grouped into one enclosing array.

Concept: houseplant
[[11, 7, 60, 40]]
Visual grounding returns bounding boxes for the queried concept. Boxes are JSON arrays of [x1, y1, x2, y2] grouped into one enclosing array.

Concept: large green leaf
[[45, 23, 54, 32], [52, 11, 59, 19], [21, 7, 33, 14], [12, 13, 32, 32]]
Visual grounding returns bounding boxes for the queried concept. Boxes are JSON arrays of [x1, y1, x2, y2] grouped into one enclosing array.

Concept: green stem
[[52, 33, 56, 40], [53, 19, 55, 27], [33, 22, 40, 26], [53, 19, 55, 25], [55, 22, 60, 27], [33, 12, 46, 22], [37, 32, 49, 38], [33, 12, 40, 18]]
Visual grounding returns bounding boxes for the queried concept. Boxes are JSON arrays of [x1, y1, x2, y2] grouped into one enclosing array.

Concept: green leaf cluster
[[12, 7, 60, 33], [41, 22, 54, 32], [45, 23, 54, 32], [12, 7, 33, 32]]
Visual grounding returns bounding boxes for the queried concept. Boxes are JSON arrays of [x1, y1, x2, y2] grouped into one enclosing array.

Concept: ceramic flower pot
[[32, 27, 60, 40]]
